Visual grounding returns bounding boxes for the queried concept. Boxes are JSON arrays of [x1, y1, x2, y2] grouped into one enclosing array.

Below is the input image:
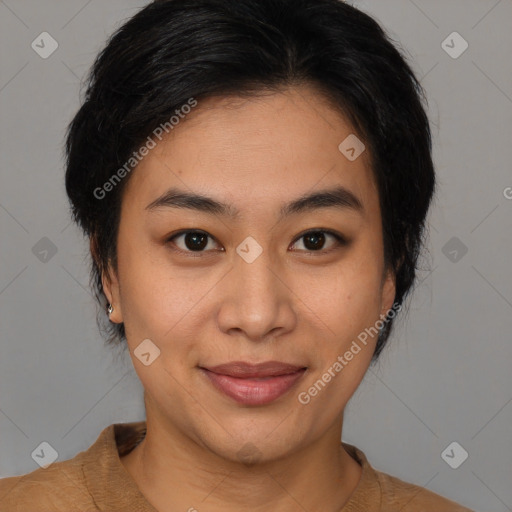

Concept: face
[[101, 85, 396, 463]]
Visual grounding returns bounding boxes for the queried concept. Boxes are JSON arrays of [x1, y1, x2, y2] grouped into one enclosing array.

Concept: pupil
[[304, 232, 325, 251], [185, 232, 208, 251]]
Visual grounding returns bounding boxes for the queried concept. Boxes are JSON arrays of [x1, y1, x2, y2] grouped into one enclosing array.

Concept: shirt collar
[[81, 421, 157, 511]]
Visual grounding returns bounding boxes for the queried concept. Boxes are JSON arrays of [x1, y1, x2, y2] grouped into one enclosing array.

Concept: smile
[[199, 361, 308, 406]]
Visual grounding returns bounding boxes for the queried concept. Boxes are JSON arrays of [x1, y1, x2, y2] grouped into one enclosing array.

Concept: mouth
[[199, 361, 308, 406]]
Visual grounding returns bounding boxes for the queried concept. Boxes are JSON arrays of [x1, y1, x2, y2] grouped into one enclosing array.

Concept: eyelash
[[165, 229, 348, 257]]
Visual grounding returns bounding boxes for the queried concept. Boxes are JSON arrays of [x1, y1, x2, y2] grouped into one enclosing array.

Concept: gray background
[[0, 1, 511, 510]]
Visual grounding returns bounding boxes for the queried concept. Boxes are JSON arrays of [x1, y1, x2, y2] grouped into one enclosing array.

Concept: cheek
[[115, 237, 185, 342], [314, 259, 383, 333], [301, 261, 384, 404], [117, 241, 220, 362], [302, 270, 382, 413]]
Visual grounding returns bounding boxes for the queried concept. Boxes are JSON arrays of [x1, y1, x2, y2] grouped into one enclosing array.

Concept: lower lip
[[200, 368, 307, 406]]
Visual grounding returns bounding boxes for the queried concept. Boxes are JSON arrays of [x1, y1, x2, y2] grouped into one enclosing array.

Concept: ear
[[380, 265, 396, 319], [90, 237, 123, 323]]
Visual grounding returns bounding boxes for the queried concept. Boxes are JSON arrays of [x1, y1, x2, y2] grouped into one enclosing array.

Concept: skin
[[99, 84, 396, 512]]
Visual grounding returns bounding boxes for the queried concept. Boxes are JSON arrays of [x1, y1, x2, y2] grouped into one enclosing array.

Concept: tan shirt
[[0, 421, 475, 511]]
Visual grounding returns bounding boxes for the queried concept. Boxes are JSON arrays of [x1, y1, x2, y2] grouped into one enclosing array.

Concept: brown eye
[[168, 230, 220, 253], [303, 232, 326, 251], [290, 230, 347, 253]]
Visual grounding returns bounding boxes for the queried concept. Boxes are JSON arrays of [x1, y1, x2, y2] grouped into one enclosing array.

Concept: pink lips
[[200, 361, 307, 406]]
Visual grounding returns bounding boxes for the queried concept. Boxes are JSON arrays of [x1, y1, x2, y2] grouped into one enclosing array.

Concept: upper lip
[[201, 361, 307, 378]]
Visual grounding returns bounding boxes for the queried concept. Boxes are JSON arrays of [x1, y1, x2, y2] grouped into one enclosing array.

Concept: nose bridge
[[237, 249, 277, 301], [234, 233, 277, 295]]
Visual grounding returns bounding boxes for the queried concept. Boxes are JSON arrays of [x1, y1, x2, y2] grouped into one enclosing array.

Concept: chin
[[186, 419, 294, 464]]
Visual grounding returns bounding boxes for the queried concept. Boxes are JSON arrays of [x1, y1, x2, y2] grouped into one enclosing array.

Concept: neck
[[121, 415, 361, 512]]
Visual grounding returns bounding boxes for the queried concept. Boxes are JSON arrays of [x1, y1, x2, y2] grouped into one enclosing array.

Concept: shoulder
[[376, 470, 475, 511], [342, 442, 476, 512], [0, 423, 126, 512], [0, 458, 93, 512], [0, 422, 147, 512]]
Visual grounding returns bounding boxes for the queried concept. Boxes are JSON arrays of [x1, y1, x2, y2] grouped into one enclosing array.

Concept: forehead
[[122, 85, 379, 220]]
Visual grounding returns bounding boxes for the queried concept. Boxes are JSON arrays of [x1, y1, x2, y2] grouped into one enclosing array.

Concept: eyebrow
[[145, 185, 364, 220]]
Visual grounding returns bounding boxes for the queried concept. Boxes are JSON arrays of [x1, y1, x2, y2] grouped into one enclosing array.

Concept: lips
[[199, 361, 307, 406], [205, 361, 306, 378]]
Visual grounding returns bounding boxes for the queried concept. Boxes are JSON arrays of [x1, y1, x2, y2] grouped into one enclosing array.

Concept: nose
[[216, 249, 297, 343]]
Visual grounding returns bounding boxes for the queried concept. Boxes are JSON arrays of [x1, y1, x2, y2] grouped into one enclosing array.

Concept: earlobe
[[102, 266, 122, 323]]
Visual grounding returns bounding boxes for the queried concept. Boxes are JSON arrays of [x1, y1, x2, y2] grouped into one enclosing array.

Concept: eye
[[167, 230, 222, 254], [290, 229, 347, 253], [166, 228, 348, 256]]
